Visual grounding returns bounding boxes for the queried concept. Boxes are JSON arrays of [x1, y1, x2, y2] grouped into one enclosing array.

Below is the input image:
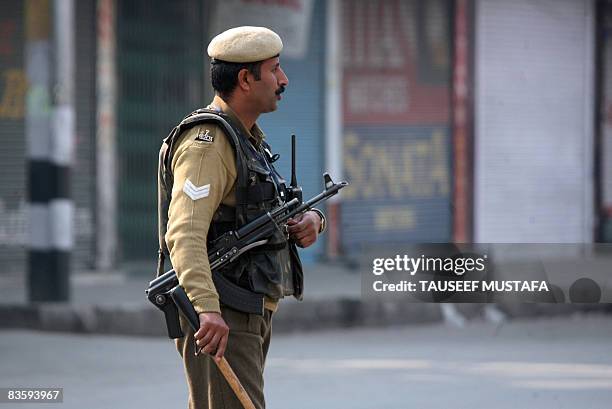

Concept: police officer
[[158, 26, 326, 409]]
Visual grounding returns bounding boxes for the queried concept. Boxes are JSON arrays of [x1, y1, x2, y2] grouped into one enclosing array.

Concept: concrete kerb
[[0, 299, 445, 336], [1, 299, 610, 337]]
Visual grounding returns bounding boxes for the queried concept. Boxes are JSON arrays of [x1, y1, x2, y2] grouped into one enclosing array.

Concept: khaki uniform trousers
[[176, 306, 273, 409]]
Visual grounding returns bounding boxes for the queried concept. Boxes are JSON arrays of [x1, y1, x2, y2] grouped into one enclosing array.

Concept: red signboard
[[342, 0, 450, 125]]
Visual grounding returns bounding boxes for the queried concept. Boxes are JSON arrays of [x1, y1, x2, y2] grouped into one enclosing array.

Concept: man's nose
[[278, 67, 289, 87]]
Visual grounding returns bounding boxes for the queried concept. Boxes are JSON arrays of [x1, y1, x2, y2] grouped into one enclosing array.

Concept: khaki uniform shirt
[[165, 95, 278, 314]]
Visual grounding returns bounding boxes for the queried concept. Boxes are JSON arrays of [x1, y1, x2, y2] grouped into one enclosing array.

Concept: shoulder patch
[[195, 128, 215, 143]]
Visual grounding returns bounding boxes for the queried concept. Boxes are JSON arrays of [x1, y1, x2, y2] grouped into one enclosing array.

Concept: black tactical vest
[[158, 108, 303, 308]]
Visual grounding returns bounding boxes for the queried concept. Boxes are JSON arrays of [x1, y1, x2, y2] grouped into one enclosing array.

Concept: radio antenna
[[291, 134, 298, 188]]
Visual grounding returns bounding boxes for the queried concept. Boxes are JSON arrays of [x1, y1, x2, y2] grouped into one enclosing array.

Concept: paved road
[[1, 315, 611, 409]]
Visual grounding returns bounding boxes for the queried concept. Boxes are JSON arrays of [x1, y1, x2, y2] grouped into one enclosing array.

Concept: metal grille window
[[0, 0, 26, 275], [116, 0, 205, 262]]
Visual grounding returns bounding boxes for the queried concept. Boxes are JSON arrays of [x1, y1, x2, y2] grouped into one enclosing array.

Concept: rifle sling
[[212, 272, 265, 315]]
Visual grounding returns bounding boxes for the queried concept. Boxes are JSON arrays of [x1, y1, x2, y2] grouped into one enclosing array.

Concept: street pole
[[325, 0, 343, 258], [96, 0, 118, 270], [26, 0, 74, 302]]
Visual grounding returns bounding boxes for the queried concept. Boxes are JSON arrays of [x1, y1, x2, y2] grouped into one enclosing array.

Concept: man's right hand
[[195, 312, 229, 362]]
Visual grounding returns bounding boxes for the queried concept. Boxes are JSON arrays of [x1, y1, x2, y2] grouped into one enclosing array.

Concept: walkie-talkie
[[285, 133, 303, 204]]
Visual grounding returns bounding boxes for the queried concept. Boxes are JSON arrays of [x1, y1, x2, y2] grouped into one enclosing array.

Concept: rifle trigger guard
[[230, 239, 269, 262]]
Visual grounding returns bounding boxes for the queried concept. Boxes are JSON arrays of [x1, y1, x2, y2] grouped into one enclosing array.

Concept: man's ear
[[237, 68, 250, 92]]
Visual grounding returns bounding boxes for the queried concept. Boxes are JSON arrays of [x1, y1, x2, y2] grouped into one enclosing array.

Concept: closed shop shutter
[[474, 0, 595, 242], [0, 1, 26, 275], [0, 1, 97, 274], [340, 0, 454, 252]]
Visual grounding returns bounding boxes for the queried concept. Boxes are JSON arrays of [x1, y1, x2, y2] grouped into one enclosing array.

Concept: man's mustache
[[275, 86, 286, 95]]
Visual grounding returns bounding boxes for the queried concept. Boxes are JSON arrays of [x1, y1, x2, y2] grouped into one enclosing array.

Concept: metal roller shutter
[[474, 0, 595, 243], [0, 1, 97, 274], [340, 0, 454, 252]]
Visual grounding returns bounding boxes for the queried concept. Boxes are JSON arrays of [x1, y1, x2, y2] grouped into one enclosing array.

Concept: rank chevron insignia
[[183, 179, 210, 200]]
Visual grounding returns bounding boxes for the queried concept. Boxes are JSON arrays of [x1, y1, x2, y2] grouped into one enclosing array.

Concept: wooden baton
[[213, 356, 257, 409]]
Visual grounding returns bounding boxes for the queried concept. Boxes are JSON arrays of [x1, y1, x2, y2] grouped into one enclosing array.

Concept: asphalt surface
[[1, 314, 611, 409]]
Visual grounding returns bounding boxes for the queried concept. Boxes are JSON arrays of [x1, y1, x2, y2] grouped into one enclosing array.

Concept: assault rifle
[[146, 173, 348, 339]]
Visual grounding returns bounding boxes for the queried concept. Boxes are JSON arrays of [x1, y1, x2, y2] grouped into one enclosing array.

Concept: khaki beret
[[207, 26, 283, 63]]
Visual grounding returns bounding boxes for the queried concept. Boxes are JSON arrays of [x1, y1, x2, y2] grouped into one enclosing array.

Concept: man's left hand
[[286, 211, 321, 248]]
